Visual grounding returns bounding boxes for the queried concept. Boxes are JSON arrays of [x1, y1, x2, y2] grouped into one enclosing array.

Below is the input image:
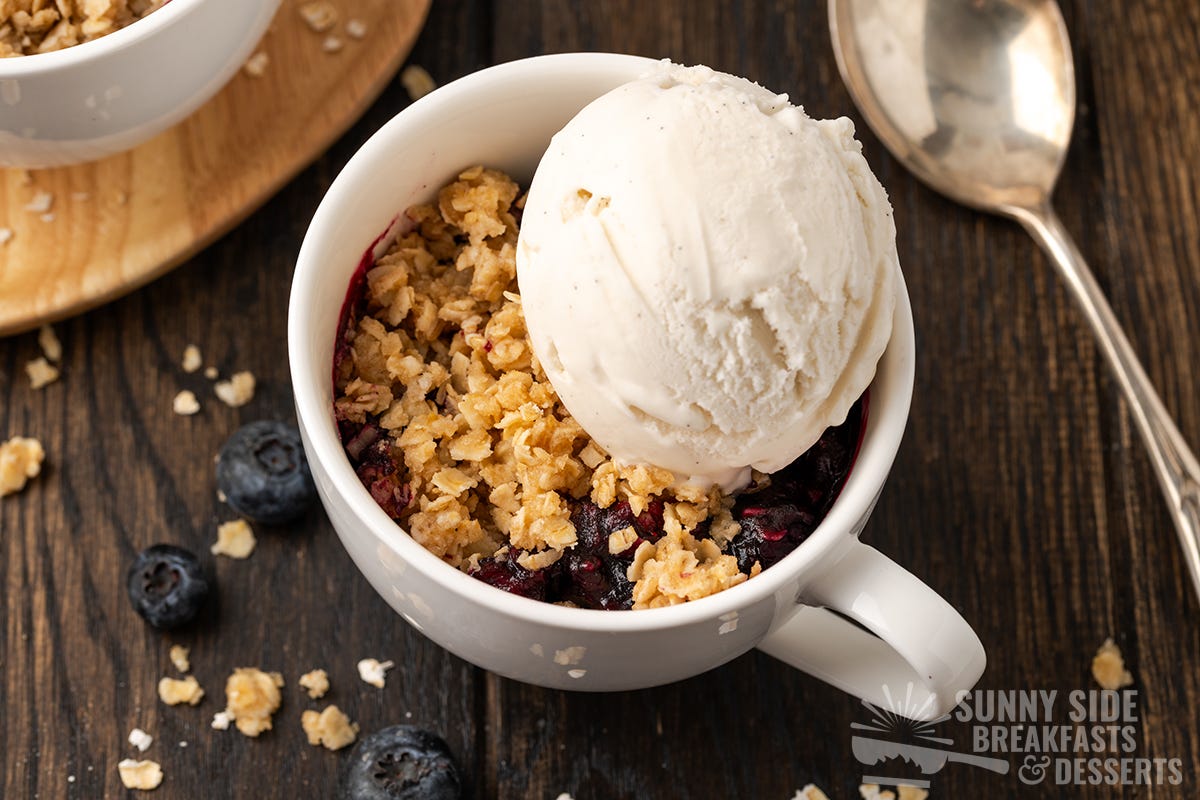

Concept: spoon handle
[[1012, 204, 1200, 603]]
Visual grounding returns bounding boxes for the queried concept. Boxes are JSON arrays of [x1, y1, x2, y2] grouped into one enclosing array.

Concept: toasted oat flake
[[211, 520, 256, 559], [211, 710, 232, 731], [225, 668, 284, 737], [158, 676, 204, 706], [128, 728, 153, 752], [400, 65, 436, 101], [607, 526, 638, 555], [298, 1, 337, 31], [298, 669, 330, 699], [38, 325, 62, 362], [24, 191, 53, 214], [214, 371, 255, 407], [795, 785, 831, 800], [301, 705, 359, 751], [0, 228, 12, 245], [181, 345, 202, 373], [243, 51, 269, 77], [0, 436, 45, 497], [204, 366, 219, 380], [322, 35, 342, 53], [26, 357, 60, 389], [346, 18, 367, 38], [1092, 637, 1134, 690], [172, 390, 201, 416], [169, 645, 191, 674], [117, 759, 162, 791], [356, 658, 394, 688]]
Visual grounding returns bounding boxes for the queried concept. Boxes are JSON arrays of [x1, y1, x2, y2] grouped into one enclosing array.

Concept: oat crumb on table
[[158, 675, 204, 706], [172, 390, 201, 416], [0, 436, 45, 497], [243, 50, 269, 78], [346, 18, 366, 38], [169, 644, 191, 674], [400, 64, 437, 100], [24, 190, 52, 213], [357, 658, 394, 688], [128, 727, 153, 752], [38, 324, 62, 362], [117, 758, 163, 791], [0, 227, 13, 245], [322, 34, 342, 53], [211, 519, 256, 559], [181, 345, 203, 373], [225, 667, 284, 737], [298, 0, 337, 32], [211, 710, 232, 731], [1092, 637, 1134, 690], [26, 356, 60, 389], [214, 370, 256, 407], [794, 785, 829, 800], [298, 669, 330, 699], [301, 705, 359, 751]]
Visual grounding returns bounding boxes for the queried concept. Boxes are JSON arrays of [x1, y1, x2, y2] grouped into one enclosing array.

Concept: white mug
[[289, 53, 985, 720]]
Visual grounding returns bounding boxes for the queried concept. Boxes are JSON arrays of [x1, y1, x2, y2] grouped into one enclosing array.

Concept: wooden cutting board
[[0, 0, 431, 337]]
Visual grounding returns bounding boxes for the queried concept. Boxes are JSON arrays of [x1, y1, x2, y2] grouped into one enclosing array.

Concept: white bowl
[[0, 0, 280, 168], [289, 53, 984, 714]]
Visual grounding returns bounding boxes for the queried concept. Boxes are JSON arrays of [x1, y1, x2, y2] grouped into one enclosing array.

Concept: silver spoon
[[829, 0, 1200, 601]]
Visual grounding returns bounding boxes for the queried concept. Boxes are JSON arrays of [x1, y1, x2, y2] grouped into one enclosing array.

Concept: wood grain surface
[[0, 0, 431, 337], [2, 1, 1199, 797]]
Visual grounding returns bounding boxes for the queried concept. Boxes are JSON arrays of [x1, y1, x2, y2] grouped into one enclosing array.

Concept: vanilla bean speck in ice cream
[[517, 61, 899, 491]]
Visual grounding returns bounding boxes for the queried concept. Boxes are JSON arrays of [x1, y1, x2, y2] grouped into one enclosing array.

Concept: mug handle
[[756, 540, 985, 721]]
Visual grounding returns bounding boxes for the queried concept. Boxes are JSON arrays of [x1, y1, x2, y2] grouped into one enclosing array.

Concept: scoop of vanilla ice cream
[[516, 62, 898, 490]]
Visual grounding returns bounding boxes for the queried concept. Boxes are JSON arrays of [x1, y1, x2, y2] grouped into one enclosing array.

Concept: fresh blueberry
[[126, 545, 210, 629], [216, 421, 316, 525], [340, 726, 462, 800]]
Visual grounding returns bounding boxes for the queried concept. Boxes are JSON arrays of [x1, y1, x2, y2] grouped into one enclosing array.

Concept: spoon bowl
[[830, 0, 1200, 602]]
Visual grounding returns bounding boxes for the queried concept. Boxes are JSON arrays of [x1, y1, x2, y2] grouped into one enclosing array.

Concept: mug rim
[[289, 52, 915, 634]]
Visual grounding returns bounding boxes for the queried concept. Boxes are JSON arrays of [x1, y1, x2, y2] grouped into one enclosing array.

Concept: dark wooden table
[[3, 1, 1199, 797]]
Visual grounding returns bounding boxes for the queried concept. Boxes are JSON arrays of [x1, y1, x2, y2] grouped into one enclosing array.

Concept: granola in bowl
[[333, 167, 863, 610], [0, 0, 169, 57]]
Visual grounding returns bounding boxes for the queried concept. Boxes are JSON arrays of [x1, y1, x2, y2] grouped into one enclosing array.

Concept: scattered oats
[[25, 190, 53, 214], [26, 357, 60, 389], [555, 794, 575, 800], [172, 390, 201, 416], [301, 705, 359, 751], [168, 645, 190, 674], [298, 669, 330, 699], [224, 668, 284, 737], [72, 192, 90, 201], [128, 728, 153, 753], [204, 366, 219, 380], [345, 18, 367, 38], [298, 1, 337, 31], [794, 786, 830, 800], [1092, 637, 1134, 690], [322, 35, 343, 53], [0, 228, 12, 245], [400, 65, 437, 101], [38, 325, 62, 362], [243, 51, 269, 78], [356, 658, 394, 688], [214, 370, 255, 407], [211, 711, 232, 731], [158, 675, 204, 706], [40, 212, 56, 223], [181, 345, 202, 373], [117, 759, 162, 791], [67, 775, 75, 783], [897, 787, 928, 800], [178, 741, 187, 748], [211, 519, 256, 559], [0, 436, 45, 497]]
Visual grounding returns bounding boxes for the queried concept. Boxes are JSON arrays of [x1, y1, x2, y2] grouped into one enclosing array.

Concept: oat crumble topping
[[224, 667, 284, 737], [117, 758, 162, 791], [211, 519, 256, 559], [400, 64, 436, 101], [26, 356, 60, 389], [128, 727, 153, 752], [0, 436, 44, 497], [301, 705, 359, 751], [172, 390, 200, 416], [214, 370, 256, 407], [38, 324, 61, 362], [158, 675, 204, 706], [181, 345, 202, 373], [1092, 637, 1134, 690], [356, 658, 394, 688], [298, 668, 330, 699], [1, 0, 167, 57], [334, 168, 749, 608], [168, 644, 190, 674]]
